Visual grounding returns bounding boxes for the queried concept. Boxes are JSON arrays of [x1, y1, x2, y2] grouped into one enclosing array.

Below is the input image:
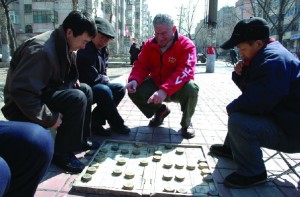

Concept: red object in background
[[206, 46, 216, 55], [125, 26, 129, 36]]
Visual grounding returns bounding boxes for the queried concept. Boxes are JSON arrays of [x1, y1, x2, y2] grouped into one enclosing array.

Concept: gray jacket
[[2, 26, 78, 128]]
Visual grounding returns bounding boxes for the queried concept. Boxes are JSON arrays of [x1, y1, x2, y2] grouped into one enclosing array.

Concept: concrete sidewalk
[[1, 62, 299, 196]]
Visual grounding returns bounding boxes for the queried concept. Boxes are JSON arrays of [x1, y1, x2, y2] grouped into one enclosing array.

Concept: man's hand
[[234, 60, 244, 76], [124, 80, 138, 93], [147, 89, 167, 104], [74, 79, 80, 88], [101, 75, 110, 84], [51, 113, 63, 130]]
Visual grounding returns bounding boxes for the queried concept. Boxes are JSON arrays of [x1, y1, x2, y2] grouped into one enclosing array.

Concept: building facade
[[8, 0, 152, 55]]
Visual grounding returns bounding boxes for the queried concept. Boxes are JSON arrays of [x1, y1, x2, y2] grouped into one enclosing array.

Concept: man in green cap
[[77, 17, 131, 136]]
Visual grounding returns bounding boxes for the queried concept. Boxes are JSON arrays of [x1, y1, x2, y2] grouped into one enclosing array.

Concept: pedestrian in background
[[229, 48, 238, 65], [129, 42, 140, 65]]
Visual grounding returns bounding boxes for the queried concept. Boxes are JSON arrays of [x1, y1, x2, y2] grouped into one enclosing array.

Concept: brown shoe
[[148, 104, 170, 127], [181, 125, 195, 139]]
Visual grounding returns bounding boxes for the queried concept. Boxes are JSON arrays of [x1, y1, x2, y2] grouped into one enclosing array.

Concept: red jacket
[[128, 31, 197, 96]]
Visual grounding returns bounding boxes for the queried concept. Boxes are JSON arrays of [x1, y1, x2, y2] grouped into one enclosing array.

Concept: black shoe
[[92, 124, 112, 136], [224, 171, 267, 188], [148, 104, 170, 127], [82, 140, 100, 151], [210, 144, 233, 159], [110, 124, 131, 134], [181, 125, 195, 139], [52, 152, 85, 174]]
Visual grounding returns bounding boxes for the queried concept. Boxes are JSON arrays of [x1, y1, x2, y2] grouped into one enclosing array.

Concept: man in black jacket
[[129, 42, 140, 65], [2, 11, 99, 174], [77, 17, 130, 136]]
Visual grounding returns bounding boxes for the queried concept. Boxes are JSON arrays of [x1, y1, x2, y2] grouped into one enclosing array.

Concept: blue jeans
[[225, 112, 300, 176], [0, 121, 54, 197], [92, 83, 125, 127]]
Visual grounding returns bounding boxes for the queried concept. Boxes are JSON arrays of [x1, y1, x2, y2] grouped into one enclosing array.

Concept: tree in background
[[251, 0, 300, 43], [177, 0, 201, 40], [72, 0, 78, 11], [0, 0, 17, 59]]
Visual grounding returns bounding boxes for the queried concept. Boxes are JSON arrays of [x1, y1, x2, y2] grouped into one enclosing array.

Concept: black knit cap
[[95, 17, 115, 39], [220, 17, 270, 49]]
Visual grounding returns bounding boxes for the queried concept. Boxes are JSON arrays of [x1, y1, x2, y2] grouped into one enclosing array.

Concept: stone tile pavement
[[0, 62, 299, 196]]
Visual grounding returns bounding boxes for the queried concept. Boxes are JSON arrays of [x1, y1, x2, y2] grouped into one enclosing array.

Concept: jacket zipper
[[160, 53, 163, 84]]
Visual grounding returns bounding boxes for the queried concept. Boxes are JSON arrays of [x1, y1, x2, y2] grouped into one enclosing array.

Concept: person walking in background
[[229, 48, 238, 65], [77, 17, 131, 136], [0, 121, 54, 197], [140, 41, 145, 51], [210, 17, 300, 188], [129, 42, 140, 65], [1, 11, 99, 174], [124, 14, 199, 139]]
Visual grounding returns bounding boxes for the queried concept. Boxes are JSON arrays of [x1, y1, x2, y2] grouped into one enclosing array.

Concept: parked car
[[197, 53, 206, 63]]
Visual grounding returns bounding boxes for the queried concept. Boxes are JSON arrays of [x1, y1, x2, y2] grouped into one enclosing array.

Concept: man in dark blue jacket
[[77, 17, 130, 136], [0, 121, 54, 197], [210, 17, 300, 188]]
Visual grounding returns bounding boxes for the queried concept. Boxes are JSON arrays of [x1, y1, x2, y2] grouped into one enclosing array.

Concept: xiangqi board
[[72, 140, 219, 196]]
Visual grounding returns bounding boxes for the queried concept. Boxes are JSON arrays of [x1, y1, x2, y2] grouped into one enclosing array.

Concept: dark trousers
[[224, 112, 300, 176], [91, 83, 125, 127], [0, 121, 54, 197], [41, 83, 93, 152]]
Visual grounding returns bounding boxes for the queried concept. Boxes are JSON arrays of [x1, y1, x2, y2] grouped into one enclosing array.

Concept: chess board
[[72, 140, 219, 196]]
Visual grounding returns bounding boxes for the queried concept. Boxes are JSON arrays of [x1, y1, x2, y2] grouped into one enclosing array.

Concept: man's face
[[66, 29, 92, 52], [154, 24, 175, 47], [92, 33, 111, 49], [237, 41, 261, 61]]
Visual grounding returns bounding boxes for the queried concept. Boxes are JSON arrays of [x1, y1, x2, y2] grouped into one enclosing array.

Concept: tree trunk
[[72, 0, 78, 11], [1, 0, 17, 56], [0, 2, 10, 62]]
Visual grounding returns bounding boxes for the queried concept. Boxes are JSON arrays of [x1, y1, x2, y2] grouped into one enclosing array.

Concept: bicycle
[[225, 58, 237, 67]]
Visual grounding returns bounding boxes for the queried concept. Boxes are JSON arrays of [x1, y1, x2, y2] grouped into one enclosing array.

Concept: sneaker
[[181, 125, 195, 139], [82, 140, 100, 151], [110, 124, 131, 134], [209, 144, 233, 159], [224, 171, 267, 188], [92, 124, 112, 136], [148, 104, 170, 127], [52, 152, 85, 174]]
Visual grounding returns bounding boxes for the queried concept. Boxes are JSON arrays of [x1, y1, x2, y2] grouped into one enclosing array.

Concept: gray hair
[[153, 14, 174, 29]]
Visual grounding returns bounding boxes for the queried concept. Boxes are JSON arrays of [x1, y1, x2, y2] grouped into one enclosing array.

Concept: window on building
[[33, 10, 57, 23], [126, 0, 133, 5], [24, 4, 32, 13], [25, 25, 33, 33], [9, 11, 19, 24], [127, 12, 132, 19]]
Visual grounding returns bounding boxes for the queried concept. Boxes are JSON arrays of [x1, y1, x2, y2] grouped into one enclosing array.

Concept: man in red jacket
[[124, 14, 199, 139]]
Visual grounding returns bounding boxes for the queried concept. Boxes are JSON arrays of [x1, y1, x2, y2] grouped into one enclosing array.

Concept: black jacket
[[76, 42, 109, 86]]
